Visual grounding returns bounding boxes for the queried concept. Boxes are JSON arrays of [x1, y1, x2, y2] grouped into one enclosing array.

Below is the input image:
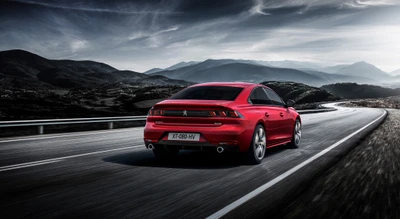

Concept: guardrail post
[[38, 125, 44, 135], [108, 122, 113, 130]]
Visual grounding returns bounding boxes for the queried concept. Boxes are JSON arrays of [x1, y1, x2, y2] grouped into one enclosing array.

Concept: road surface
[[0, 104, 386, 218]]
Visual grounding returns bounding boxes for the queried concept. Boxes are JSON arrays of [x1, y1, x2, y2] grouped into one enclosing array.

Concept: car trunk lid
[[147, 100, 236, 126]]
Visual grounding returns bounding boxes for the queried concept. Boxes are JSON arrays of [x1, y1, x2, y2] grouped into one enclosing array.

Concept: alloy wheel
[[253, 126, 266, 160], [294, 120, 302, 146]]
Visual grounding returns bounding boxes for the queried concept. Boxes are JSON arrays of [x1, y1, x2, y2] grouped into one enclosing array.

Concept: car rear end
[[143, 85, 249, 153]]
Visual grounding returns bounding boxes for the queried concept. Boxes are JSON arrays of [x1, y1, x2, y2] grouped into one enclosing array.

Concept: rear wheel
[[153, 147, 179, 161], [247, 124, 266, 164], [287, 119, 301, 148]]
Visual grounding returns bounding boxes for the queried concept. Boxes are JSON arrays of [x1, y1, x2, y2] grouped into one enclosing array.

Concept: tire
[[287, 118, 301, 148], [247, 124, 267, 164], [153, 147, 179, 161]]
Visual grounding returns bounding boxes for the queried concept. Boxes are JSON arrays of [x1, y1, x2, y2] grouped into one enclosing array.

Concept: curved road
[[0, 104, 386, 219]]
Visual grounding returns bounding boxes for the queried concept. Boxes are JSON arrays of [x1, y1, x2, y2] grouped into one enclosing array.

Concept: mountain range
[[149, 59, 383, 87], [0, 50, 192, 89], [1, 49, 399, 89]]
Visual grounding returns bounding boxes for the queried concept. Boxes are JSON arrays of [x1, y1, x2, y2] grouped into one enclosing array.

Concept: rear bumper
[[146, 143, 240, 152], [143, 122, 250, 152]]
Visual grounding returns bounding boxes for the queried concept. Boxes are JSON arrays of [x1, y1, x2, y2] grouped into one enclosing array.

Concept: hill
[[262, 81, 340, 104], [391, 69, 400, 76], [322, 64, 351, 73], [0, 49, 192, 88], [256, 60, 323, 71], [321, 83, 400, 99], [143, 61, 201, 74], [165, 61, 200, 70], [143, 68, 163, 74], [0, 84, 186, 121], [150, 59, 259, 78], [334, 61, 392, 81], [302, 70, 377, 84], [0, 49, 116, 76]]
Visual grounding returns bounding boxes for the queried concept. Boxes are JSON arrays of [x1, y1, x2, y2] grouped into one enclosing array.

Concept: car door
[[263, 87, 293, 141], [248, 87, 282, 146]]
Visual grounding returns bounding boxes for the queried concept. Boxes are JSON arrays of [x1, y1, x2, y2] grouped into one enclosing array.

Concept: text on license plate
[[168, 133, 200, 141]]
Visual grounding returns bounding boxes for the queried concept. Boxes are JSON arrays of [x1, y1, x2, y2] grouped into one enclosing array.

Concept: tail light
[[148, 107, 243, 118], [148, 109, 164, 116], [207, 110, 243, 118]]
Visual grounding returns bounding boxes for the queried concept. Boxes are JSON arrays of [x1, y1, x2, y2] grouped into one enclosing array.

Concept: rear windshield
[[170, 86, 243, 101]]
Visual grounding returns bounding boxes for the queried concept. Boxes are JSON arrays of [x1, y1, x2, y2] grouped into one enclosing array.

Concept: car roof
[[190, 82, 257, 88]]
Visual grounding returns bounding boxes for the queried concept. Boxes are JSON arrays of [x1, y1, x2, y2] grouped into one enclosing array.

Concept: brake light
[[208, 111, 217, 116], [226, 111, 241, 118], [207, 110, 243, 118], [148, 109, 164, 116]]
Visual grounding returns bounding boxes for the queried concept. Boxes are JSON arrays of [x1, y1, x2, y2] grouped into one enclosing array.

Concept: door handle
[[265, 112, 269, 117], [280, 112, 284, 117]]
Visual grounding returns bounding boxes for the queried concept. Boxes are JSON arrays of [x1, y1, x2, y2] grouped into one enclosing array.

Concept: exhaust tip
[[148, 144, 154, 150], [217, 147, 224, 153]]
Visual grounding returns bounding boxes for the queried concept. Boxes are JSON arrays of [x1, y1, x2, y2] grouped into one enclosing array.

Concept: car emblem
[[183, 110, 187, 116]]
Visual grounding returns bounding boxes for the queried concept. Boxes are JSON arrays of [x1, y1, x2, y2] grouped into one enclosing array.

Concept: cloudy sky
[[1, 0, 400, 72]]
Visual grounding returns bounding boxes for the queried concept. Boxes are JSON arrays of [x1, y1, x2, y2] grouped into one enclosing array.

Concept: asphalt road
[[0, 104, 386, 219]]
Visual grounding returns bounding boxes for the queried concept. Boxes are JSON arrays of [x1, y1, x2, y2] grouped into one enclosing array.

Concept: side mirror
[[286, 99, 295, 107]]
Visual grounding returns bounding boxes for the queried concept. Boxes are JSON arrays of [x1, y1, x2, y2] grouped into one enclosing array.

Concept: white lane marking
[[207, 109, 387, 219], [0, 127, 145, 144], [0, 145, 144, 172], [0, 160, 63, 172]]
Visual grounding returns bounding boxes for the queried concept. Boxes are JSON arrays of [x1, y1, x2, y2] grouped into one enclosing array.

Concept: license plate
[[168, 133, 200, 141]]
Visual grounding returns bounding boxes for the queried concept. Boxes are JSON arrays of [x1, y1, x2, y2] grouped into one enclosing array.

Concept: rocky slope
[[262, 81, 340, 104], [321, 83, 400, 99], [0, 81, 341, 120]]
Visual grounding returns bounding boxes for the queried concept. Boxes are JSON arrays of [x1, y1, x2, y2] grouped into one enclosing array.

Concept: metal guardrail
[[0, 108, 336, 135], [0, 116, 148, 135], [296, 108, 336, 114]]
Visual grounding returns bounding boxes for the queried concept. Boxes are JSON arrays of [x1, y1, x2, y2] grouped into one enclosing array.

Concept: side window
[[249, 89, 258, 103], [264, 88, 284, 106], [249, 87, 271, 104]]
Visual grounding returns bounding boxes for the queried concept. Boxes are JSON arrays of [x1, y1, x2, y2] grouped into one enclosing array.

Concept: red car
[[143, 82, 301, 164]]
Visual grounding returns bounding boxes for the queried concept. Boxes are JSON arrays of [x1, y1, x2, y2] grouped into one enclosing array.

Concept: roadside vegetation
[[0, 81, 340, 121]]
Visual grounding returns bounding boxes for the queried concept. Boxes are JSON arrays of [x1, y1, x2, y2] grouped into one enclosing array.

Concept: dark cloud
[[5, 0, 177, 14], [173, 0, 253, 21], [1, 0, 400, 72]]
